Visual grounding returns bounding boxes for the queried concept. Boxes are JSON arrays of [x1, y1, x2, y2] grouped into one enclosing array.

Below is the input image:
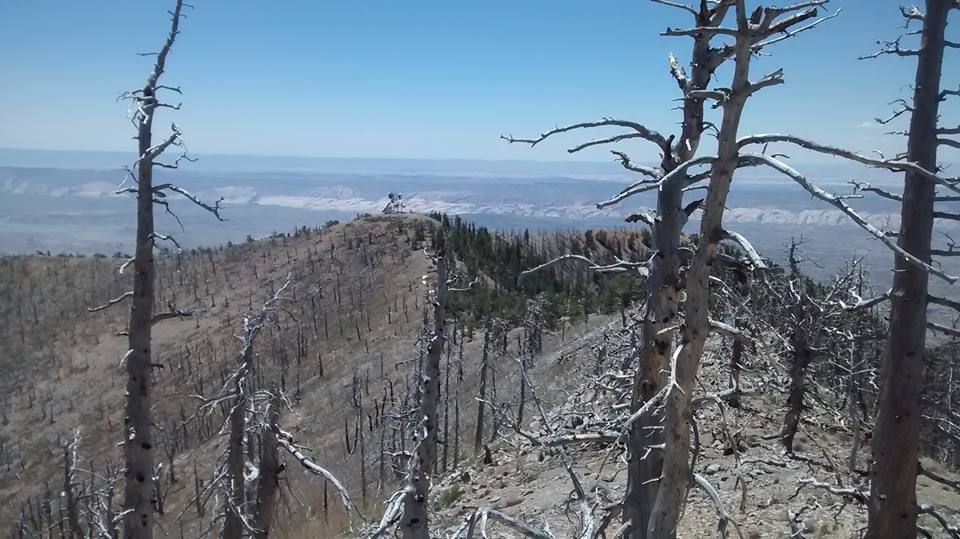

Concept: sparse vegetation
[[2, 1, 960, 538], [436, 483, 463, 508]]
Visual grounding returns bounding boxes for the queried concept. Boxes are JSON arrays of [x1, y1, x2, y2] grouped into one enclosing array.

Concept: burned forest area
[[1, 211, 958, 538], [2, 0, 960, 538]]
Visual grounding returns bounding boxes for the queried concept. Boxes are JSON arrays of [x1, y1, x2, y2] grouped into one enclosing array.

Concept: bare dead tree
[[473, 323, 492, 460], [61, 430, 82, 539], [91, 2, 228, 535], [453, 331, 464, 471], [715, 3, 960, 536], [861, 2, 958, 536], [512, 2, 836, 536], [441, 323, 454, 474], [370, 247, 506, 538], [398, 253, 447, 538], [118, 3, 189, 536], [225, 285, 288, 538], [647, 0, 831, 526], [516, 354, 601, 538], [502, 1, 835, 534], [564, 0, 942, 534], [768, 243, 860, 453], [189, 279, 293, 538], [788, 475, 960, 538], [12, 431, 125, 539], [517, 297, 544, 427], [251, 389, 283, 539]]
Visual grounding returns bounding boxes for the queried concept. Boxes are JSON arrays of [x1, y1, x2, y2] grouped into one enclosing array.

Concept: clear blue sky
[[0, 1, 954, 162]]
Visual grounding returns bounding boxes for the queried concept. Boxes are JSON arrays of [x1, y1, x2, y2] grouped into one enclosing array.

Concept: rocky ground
[[415, 315, 960, 538]]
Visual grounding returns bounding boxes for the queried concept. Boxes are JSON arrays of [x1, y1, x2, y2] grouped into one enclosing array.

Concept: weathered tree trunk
[[780, 337, 813, 453], [400, 258, 447, 538], [624, 172, 682, 539], [780, 245, 815, 454], [125, 108, 158, 539], [442, 329, 452, 474], [866, 1, 948, 535], [105, 479, 118, 538], [222, 375, 247, 539], [122, 4, 184, 537], [454, 335, 463, 470], [848, 345, 863, 476], [193, 463, 204, 518], [473, 326, 491, 459], [126, 60, 159, 539], [218, 284, 289, 538], [378, 414, 387, 490], [649, 10, 752, 535], [253, 392, 282, 539], [62, 441, 80, 539], [622, 9, 720, 536], [517, 351, 528, 428], [359, 408, 368, 502], [729, 333, 743, 408]]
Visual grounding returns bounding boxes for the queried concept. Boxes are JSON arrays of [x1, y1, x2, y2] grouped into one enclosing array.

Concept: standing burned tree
[[372, 249, 449, 539], [193, 281, 291, 539], [762, 241, 862, 454], [192, 277, 357, 538], [718, 2, 959, 535], [647, 3, 841, 532], [94, 2, 223, 537], [855, 2, 960, 536], [14, 430, 126, 538], [505, 1, 836, 536], [398, 254, 447, 538]]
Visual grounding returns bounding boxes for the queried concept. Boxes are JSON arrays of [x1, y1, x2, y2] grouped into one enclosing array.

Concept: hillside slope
[[0, 213, 627, 537], [2, 213, 958, 538], [423, 317, 960, 538], [0, 215, 443, 535]]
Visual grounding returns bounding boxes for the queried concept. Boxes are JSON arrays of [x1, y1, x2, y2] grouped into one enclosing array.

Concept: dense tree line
[[428, 212, 650, 329]]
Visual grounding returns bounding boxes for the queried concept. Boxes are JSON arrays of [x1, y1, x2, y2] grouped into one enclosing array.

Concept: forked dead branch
[[82, 2, 235, 537], [504, 0, 841, 536]]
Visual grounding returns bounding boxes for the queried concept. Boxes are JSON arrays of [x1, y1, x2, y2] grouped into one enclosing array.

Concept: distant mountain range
[[1, 148, 957, 300]]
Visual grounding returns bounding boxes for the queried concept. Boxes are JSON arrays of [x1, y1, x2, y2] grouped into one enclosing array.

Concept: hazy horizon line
[[0, 146, 617, 166], [0, 146, 874, 170]]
